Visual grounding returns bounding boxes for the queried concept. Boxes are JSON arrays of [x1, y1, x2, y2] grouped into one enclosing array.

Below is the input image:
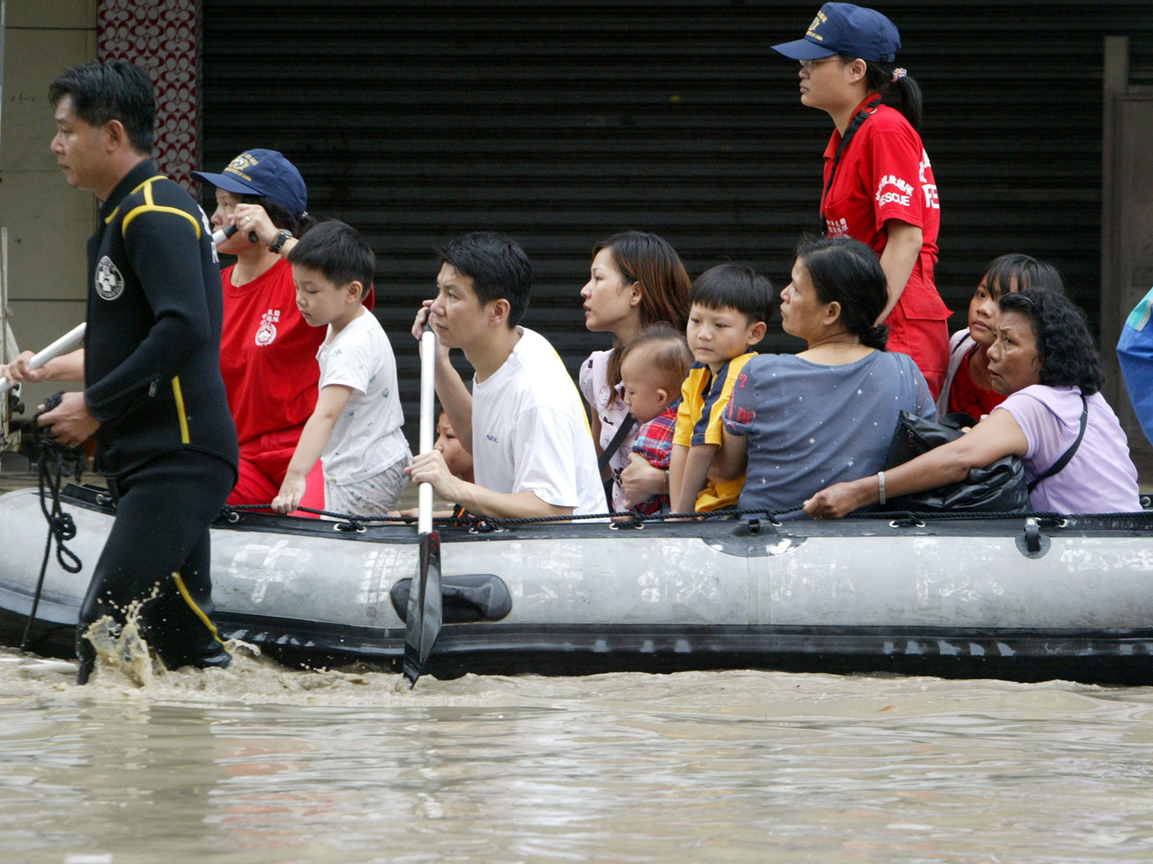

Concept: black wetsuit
[[77, 159, 239, 682]]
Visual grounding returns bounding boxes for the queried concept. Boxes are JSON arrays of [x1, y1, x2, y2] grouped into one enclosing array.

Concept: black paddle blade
[[403, 530, 442, 686]]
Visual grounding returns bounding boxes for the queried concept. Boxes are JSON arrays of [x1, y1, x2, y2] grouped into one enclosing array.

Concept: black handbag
[[881, 411, 1030, 513]]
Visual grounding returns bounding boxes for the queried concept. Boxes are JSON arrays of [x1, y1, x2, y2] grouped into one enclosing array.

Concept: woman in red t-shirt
[[773, 3, 952, 397], [938, 254, 1066, 421], [192, 150, 326, 512]]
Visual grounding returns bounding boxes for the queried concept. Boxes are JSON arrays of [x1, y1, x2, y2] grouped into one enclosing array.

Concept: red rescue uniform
[[822, 98, 951, 397]]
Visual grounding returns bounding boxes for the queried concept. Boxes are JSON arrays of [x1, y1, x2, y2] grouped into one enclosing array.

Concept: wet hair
[[837, 55, 922, 131], [982, 254, 1066, 300], [795, 236, 889, 350], [437, 231, 532, 327], [239, 194, 317, 237], [49, 60, 156, 154], [998, 290, 1103, 395], [593, 231, 692, 400], [619, 324, 694, 397], [689, 263, 775, 325], [287, 220, 375, 299]]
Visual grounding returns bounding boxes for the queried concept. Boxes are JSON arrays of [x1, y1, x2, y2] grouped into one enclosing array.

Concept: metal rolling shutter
[[201, 1, 1153, 429]]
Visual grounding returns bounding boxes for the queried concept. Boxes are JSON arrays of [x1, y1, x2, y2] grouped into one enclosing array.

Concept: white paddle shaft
[[418, 327, 436, 534], [0, 322, 86, 395], [212, 224, 259, 246]]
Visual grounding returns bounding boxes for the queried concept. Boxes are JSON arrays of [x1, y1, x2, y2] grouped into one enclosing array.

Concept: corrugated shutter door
[[202, 1, 1153, 431]]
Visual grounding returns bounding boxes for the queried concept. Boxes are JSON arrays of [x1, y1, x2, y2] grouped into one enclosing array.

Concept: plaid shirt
[[614, 400, 679, 514]]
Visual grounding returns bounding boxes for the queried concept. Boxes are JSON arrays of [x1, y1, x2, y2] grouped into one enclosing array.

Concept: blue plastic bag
[[1117, 284, 1153, 446]]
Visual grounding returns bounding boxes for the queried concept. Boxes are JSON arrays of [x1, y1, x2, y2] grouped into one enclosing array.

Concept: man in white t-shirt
[[407, 232, 604, 518]]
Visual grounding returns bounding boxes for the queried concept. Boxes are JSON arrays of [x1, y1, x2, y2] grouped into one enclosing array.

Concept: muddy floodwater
[[3, 647, 1153, 864]]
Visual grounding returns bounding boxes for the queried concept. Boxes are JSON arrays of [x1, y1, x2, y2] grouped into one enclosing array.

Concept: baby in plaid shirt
[[618, 325, 694, 514]]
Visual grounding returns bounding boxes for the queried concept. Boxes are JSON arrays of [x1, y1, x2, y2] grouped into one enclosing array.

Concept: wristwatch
[[268, 229, 293, 254]]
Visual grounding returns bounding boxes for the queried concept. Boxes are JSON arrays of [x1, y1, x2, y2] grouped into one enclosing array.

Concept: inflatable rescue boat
[[2, 483, 1153, 684]]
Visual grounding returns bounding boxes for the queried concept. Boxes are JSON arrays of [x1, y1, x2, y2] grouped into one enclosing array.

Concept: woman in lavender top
[[805, 289, 1140, 517]]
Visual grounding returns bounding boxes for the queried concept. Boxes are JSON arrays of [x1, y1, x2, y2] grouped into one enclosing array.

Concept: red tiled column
[[98, 0, 202, 191]]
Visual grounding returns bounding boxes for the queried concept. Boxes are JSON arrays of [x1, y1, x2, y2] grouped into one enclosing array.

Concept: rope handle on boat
[[214, 501, 1115, 530], [218, 502, 809, 527]]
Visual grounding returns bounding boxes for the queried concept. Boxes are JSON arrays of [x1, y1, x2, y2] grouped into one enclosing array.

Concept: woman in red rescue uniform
[[192, 150, 373, 514], [773, 3, 951, 397]]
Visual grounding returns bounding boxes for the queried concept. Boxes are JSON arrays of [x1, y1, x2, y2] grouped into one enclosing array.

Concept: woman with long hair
[[578, 230, 691, 510]]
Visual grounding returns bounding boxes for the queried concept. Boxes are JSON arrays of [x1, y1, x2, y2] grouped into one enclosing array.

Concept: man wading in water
[[12, 61, 239, 683]]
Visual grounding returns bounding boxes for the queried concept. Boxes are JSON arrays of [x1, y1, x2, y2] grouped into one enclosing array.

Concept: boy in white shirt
[[271, 221, 410, 516], [406, 231, 603, 518]]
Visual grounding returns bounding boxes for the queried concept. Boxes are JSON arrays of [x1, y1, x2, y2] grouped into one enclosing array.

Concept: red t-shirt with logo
[[219, 258, 377, 445], [822, 100, 951, 331], [220, 258, 321, 444]]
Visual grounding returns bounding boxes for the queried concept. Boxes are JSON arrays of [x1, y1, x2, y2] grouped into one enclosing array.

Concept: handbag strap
[[1027, 394, 1088, 493], [598, 413, 637, 472]]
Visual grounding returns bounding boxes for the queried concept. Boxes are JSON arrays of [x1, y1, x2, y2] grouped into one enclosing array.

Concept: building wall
[[1, 0, 97, 411], [200, 1, 1153, 430], [1, 0, 204, 417]]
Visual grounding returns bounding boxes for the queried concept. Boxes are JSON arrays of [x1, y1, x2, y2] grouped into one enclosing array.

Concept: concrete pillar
[[0, 1, 97, 414], [1100, 36, 1129, 409], [1, 1, 204, 426]]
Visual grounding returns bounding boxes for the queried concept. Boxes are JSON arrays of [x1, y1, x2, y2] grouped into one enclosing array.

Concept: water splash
[[80, 597, 155, 687]]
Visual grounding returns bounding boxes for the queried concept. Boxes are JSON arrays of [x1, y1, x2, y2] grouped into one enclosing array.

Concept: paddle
[[403, 322, 443, 686], [0, 322, 87, 396], [3, 224, 239, 397], [211, 224, 259, 246]]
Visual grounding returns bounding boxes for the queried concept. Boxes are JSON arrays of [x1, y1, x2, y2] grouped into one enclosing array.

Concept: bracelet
[[268, 228, 293, 254], [877, 470, 886, 505]]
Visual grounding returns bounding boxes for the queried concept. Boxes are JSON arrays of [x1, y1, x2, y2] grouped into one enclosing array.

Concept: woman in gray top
[[717, 236, 935, 516]]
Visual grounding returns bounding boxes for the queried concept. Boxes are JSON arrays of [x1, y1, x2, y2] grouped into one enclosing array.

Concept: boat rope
[[217, 500, 1153, 531], [221, 503, 410, 533], [23, 393, 85, 651], [218, 501, 804, 528]]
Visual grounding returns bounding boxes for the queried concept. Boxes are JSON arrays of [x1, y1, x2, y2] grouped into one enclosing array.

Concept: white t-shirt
[[316, 308, 409, 485], [472, 327, 605, 516]]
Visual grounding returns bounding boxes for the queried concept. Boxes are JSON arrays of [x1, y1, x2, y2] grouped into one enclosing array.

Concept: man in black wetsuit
[[38, 60, 239, 683]]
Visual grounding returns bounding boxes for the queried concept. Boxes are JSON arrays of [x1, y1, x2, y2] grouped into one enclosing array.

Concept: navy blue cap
[[191, 149, 308, 217], [772, 3, 901, 63]]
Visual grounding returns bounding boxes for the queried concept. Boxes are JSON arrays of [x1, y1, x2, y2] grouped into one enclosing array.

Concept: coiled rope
[[23, 393, 84, 650]]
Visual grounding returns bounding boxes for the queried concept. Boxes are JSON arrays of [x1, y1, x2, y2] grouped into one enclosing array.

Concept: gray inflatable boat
[[2, 483, 1152, 684]]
